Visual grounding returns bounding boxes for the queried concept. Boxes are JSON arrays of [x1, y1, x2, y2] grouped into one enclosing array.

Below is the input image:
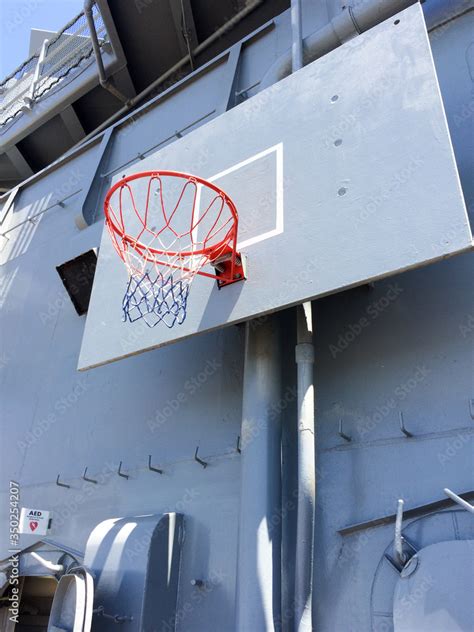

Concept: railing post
[[24, 38, 49, 108]]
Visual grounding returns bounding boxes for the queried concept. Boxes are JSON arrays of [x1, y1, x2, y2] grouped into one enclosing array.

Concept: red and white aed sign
[[19, 508, 50, 536]]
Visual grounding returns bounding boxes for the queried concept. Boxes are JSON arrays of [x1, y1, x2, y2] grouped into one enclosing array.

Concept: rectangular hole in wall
[[56, 249, 98, 316]]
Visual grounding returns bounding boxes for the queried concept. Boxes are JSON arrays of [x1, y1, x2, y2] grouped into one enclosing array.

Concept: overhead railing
[[0, 3, 107, 127]]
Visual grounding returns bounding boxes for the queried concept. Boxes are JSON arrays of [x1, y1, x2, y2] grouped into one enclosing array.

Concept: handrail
[[0, 6, 96, 88], [0, 3, 107, 127]]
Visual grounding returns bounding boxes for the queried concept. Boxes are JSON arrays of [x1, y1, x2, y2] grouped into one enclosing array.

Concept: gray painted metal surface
[[84, 513, 184, 631], [393, 540, 474, 630], [0, 1, 473, 631], [294, 304, 315, 632], [47, 566, 93, 631], [235, 317, 282, 631], [78, 4, 472, 370]]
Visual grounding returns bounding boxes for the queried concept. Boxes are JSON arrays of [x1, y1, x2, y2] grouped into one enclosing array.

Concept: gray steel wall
[[0, 1, 473, 630]]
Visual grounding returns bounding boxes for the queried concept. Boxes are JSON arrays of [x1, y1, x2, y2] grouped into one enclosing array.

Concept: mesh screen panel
[[0, 3, 108, 126]]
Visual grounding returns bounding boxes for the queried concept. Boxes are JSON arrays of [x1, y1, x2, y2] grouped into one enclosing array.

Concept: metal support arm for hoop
[[104, 170, 246, 328]]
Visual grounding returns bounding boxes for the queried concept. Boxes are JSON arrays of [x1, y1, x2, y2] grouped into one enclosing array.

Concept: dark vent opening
[[56, 249, 98, 316]]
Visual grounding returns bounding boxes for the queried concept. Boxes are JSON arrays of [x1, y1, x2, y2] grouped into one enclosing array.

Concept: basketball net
[[104, 171, 242, 328]]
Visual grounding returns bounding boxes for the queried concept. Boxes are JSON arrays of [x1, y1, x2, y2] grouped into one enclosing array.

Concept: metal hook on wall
[[399, 412, 413, 438], [118, 461, 129, 480], [56, 474, 70, 489], [338, 419, 351, 442], [82, 467, 98, 484], [148, 455, 163, 474], [194, 446, 208, 468]]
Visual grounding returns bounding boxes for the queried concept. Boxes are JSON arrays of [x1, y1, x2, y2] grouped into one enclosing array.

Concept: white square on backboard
[[209, 143, 284, 249], [192, 143, 284, 249]]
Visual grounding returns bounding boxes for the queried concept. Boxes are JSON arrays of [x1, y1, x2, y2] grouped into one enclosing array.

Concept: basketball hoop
[[104, 170, 245, 328]]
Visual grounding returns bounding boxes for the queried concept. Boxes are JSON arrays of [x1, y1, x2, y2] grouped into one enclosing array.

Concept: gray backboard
[[78, 4, 472, 370]]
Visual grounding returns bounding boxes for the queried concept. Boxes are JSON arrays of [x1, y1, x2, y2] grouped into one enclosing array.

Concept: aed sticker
[[19, 508, 51, 536]]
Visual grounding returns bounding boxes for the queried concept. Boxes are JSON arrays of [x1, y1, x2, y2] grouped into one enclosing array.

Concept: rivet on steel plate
[[148, 455, 163, 474], [399, 412, 413, 438], [56, 474, 70, 489], [118, 461, 129, 480], [338, 419, 351, 442], [82, 467, 98, 484], [194, 446, 208, 468]]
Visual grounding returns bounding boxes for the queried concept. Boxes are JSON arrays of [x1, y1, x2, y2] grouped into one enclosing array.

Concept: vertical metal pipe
[[75, 0, 265, 145], [295, 302, 315, 631], [291, 0, 304, 72], [291, 1, 315, 628], [84, 0, 129, 103], [236, 317, 282, 631], [262, 0, 416, 89]]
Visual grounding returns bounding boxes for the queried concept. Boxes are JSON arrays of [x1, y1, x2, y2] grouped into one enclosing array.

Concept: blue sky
[[0, 0, 84, 78]]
